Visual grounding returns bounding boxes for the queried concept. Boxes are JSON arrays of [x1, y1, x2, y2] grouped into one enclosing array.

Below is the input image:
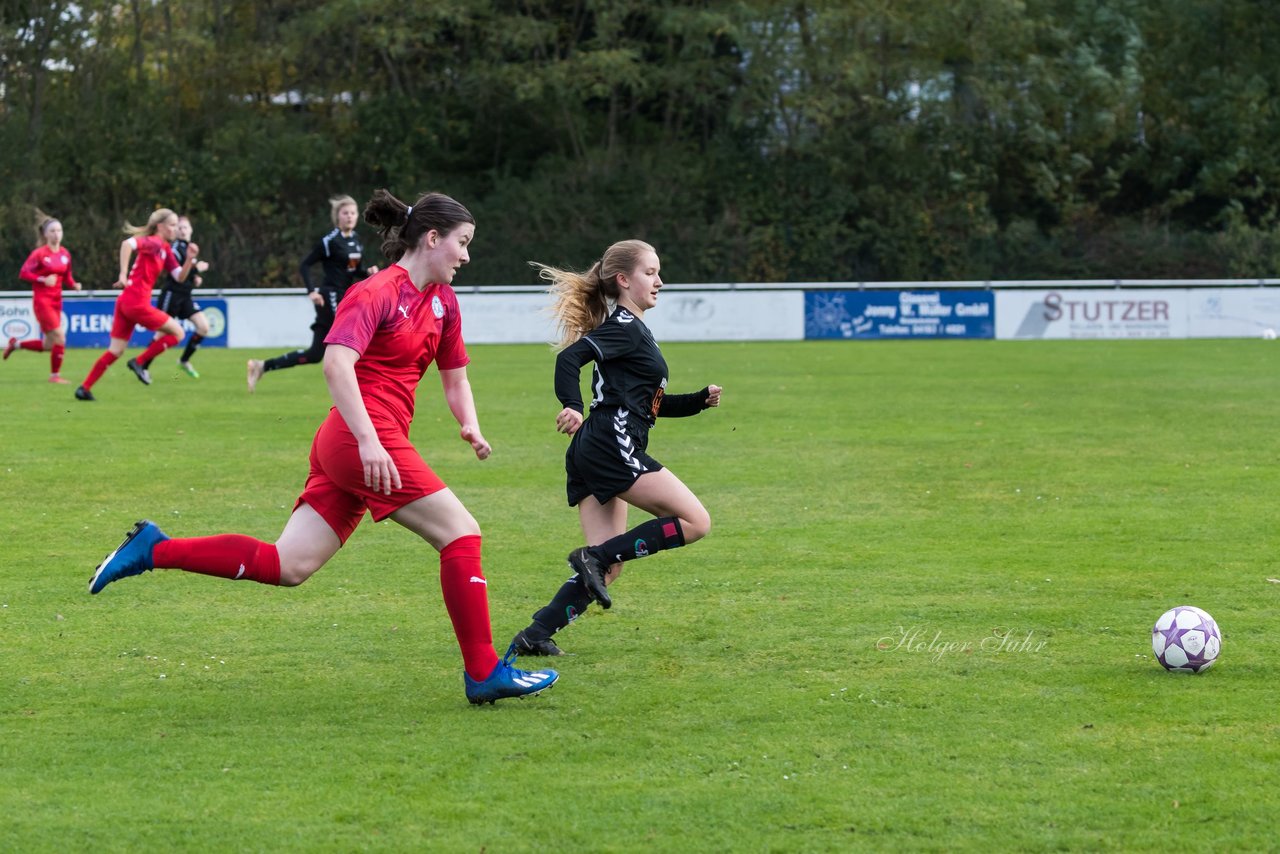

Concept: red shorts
[[33, 297, 62, 333], [295, 409, 447, 544], [111, 292, 171, 339]]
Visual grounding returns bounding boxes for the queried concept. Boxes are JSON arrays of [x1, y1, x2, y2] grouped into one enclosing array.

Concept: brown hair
[[122, 208, 177, 237], [363, 189, 475, 264], [535, 239, 656, 349], [32, 207, 59, 246]]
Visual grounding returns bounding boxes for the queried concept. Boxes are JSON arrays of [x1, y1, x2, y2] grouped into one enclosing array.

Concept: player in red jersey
[[5, 209, 82, 383], [88, 189, 559, 706], [73, 208, 199, 401]]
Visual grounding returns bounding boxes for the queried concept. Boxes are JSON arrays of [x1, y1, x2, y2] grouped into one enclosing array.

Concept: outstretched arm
[[658, 384, 722, 417], [116, 240, 135, 288], [323, 344, 400, 494], [171, 242, 200, 283], [553, 338, 596, 434], [300, 242, 324, 305], [439, 366, 491, 459], [19, 252, 45, 285]]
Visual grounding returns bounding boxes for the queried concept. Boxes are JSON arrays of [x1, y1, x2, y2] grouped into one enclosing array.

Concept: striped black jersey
[[164, 239, 195, 294], [555, 306, 709, 426], [300, 228, 364, 297]]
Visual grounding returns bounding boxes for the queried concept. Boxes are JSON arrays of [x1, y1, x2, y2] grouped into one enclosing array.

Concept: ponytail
[[537, 239, 655, 349], [123, 208, 176, 237], [32, 207, 58, 247], [363, 188, 474, 263]]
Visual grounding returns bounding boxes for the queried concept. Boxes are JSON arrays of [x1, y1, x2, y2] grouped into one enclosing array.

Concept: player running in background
[[246, 194, 378, 391], [510, 239, 722, 656], [89, 189, 558, 706], [140, 214, 212, 378], [5, 209, 81, 384], [74, 209, 198, 402]]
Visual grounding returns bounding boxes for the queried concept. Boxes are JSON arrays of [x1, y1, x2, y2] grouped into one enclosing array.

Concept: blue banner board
[[805, 290, 994, 340], [59, 298, 228, 348]]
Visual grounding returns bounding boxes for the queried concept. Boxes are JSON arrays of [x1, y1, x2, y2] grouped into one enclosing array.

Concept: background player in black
[[246, 195, 378, 391], [511, 239, 722, 656], [142, 214, 211, 378]]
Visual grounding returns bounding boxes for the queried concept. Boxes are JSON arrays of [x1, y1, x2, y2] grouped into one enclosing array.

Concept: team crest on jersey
[[617, 309, 635, 324], [431, 295, 445, 318]]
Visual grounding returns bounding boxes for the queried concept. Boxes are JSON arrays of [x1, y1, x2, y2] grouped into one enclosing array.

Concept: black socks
[[589, 516, 685, 566], [525, 517, 687, 641]]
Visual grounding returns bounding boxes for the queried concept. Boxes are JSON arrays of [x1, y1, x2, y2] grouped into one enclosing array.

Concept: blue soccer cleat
[[89, 520, 169, 594], [465, 644, 559, 705]]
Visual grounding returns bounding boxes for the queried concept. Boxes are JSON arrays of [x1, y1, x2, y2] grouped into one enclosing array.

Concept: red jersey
[[125, 235, 179, 297], [20, 245, 77, 301], [324, 266, 469, 436]]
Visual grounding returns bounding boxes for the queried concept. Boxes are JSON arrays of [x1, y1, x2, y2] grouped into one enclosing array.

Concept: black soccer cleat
[[74, 385, 96, 401], [568, 547, 611, 610], [511, 629, 566, 657], [126, 358, 152, 385]]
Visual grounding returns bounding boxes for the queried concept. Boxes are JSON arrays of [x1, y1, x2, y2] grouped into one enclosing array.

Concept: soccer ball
[[1152, 605, 1221, 673], [1263, 328, 1277, 340]]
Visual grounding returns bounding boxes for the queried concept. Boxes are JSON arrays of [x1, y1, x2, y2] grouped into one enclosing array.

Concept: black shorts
[[156, 289, 202, 320], [565, 407, 664, 506]]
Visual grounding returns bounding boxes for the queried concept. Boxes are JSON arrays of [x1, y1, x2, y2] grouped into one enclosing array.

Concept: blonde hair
[[122, 208, 177, 237], [535, 239, 655, 349], [32, 207, 59, 246], [329, 194, 358, 226]]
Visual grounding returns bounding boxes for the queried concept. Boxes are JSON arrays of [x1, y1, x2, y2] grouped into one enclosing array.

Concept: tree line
[[3, 0, 1278, 290]]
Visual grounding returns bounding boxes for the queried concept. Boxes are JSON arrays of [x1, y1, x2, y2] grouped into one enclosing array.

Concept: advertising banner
[[804, 290, 994, 339], [0, 297, 228, 348], [1186, 288, 1280, 338], [995, 290, 1188, 339], [454, 290, 805, 343], [643, 291, 804, 342], [0, 299, 40, 343]]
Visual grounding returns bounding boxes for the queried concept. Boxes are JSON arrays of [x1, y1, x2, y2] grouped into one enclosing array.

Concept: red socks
[[439, 535, 500, 681], [20, 340, 42, 352], [138, 334, 179, 367], [152, 535, 281, 585], [82, 351, 118, 390], [140, 532, 496, 677], [51, 344, 64, 374]]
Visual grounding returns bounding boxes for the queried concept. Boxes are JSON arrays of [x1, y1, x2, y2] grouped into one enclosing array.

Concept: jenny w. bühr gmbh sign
[[805, 290, 994, 339]]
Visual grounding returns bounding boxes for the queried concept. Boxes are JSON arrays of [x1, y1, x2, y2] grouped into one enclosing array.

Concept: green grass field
[[3, 339, 1278, 851]]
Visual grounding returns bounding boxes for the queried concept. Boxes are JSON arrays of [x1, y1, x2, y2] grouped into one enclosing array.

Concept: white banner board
[[1185, 288, 1280, 338], [996, 289, 1189, 339]]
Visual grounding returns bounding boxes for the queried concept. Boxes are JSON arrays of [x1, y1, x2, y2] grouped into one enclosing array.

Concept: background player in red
[[510, 239, 722, 656], [74, 208, 198, 401], [246, 194, 378, 391], [88, 189, 559, 706], [5, 209, 81, 383], [140, 214, 212, 378]]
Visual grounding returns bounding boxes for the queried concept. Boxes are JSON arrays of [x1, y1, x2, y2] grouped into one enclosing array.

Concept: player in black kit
[[246, 195, 377, 391], [141, 215, 211, 378], [511, 239, 722, 656]]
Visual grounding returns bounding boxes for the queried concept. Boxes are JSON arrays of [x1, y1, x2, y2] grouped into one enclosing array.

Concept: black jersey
[[164, 239, 195, 294], [300, 228, 364, 298], [555, 307, 712, 426]]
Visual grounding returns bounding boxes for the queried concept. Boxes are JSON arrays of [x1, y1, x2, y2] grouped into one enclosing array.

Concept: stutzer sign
[[996, 289, 1189, 339]]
